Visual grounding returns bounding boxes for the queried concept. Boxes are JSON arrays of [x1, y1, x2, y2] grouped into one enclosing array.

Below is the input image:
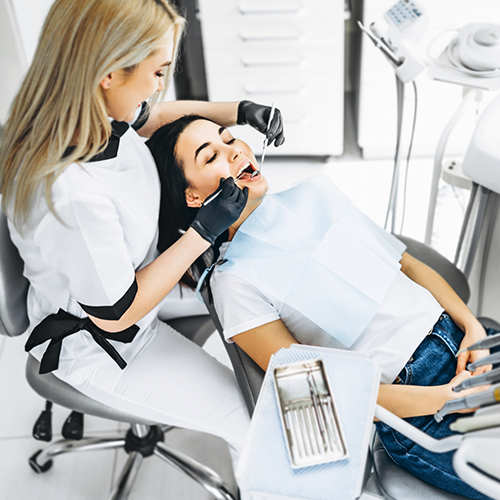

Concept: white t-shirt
[[211, 242, 444, 384], [7, 108, 165, 390]]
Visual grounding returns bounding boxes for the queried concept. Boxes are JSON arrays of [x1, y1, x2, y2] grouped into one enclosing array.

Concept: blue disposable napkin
[[221, 176, 406, 347]]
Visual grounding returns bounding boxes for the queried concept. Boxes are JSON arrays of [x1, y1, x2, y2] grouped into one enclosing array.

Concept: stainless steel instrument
[[273, 359, 348, 468]]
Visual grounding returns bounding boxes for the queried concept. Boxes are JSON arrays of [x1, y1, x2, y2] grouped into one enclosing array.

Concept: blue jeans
[[376, 313, 499, 500]]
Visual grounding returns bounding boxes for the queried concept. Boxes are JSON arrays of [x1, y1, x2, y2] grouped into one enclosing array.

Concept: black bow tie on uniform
[[62, 120, 130, 162], [25, 309, 139, 374]]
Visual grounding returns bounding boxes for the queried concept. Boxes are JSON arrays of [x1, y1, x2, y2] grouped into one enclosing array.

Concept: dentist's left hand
[[237, 100, 285, 147], [190, 177, 248, 245]]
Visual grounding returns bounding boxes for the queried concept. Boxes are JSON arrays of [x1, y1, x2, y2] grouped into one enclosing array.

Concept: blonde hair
[[0, 0, 185, 229]]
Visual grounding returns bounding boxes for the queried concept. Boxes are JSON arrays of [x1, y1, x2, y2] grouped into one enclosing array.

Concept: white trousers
[[75, 321, 250, 453]]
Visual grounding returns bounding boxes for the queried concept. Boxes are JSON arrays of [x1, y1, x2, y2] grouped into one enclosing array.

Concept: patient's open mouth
[[235, 162, 260, 182]]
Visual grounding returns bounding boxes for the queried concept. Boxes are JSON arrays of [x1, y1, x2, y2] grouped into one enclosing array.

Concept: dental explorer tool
[[307, 370, 329, 452], [453, 366, 500, 392], [203, 170, 248, 206], [434, 385, 500, 423], [251, 102, 276, 179], [468, 351, 500, 372], [457, 331, 500, 355]]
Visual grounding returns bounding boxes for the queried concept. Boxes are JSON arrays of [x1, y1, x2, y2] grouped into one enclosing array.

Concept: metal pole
[[425, 88, 477, 245]]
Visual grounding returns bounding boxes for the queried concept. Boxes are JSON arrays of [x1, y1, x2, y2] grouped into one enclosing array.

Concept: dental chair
[[0, 208, 236, 500], [202, 234, 500, 500]]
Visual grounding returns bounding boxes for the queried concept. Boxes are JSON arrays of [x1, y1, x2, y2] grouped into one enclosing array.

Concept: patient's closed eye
[[206, 138, 236, 164]]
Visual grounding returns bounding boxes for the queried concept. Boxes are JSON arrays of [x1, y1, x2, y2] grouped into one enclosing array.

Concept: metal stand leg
[[35, 436, 126, 466], [154, 441, 236, 500], [425, 88, 477, 245], [463, 187, 491, 279], [455, 182, 478, 265], [107, 451, 144, 500]]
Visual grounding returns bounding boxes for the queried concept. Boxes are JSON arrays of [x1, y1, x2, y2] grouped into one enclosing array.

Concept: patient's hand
[[456, 321, 491, 376], [444, 370, 490, 414]]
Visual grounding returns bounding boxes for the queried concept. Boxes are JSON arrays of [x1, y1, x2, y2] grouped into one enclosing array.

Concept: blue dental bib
[[219, 176, 406, 347]]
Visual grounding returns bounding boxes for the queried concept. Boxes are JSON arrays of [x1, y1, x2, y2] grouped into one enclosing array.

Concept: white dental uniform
[[7, 105, 249, 452], [211, 242, 444, 384]]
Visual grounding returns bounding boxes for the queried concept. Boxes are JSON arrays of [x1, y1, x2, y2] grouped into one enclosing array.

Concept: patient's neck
[[227, 197, 264, 241]]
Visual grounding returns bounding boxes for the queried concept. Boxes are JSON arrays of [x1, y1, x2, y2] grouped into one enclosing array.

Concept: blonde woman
[[0, 0, 284, 459]]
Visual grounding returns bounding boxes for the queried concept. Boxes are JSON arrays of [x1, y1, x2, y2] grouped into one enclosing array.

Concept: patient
[[147, 115, 497, 500]]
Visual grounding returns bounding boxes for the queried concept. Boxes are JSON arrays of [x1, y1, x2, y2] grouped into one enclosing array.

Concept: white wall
[[0, 0, 54, 124], [0, 0, 26, 124]]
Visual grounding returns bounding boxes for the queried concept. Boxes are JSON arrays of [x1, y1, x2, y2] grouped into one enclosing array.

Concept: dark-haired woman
[[146, 115, 497, 500]]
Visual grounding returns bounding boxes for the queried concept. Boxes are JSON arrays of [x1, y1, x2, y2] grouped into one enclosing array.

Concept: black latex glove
[[237, 100, 285, 147], [190, 177, 248, 245]]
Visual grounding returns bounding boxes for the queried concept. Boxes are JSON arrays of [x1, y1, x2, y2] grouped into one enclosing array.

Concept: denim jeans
[[376, 313, 499, 500]]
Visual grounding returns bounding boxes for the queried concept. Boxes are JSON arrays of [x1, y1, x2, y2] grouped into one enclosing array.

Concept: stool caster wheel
[[29, 450, 53, 473], [62, 411, 84, 440]]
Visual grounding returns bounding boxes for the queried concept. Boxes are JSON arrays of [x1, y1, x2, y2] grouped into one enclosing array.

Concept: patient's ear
[[185, 188, 203, 208]]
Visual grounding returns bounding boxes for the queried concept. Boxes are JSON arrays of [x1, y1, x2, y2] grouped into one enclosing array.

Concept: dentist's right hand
[[190, 177, 248, 245]]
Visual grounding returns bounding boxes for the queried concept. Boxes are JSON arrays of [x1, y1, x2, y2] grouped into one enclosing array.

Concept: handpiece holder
[[366, 0, 428, 84]]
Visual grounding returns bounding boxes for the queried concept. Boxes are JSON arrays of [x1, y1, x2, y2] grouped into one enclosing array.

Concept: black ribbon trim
[[131, 102, 150, 131], [62, 121, 130, 162], [25, 309, 139, 374], [88, 121, 130, 163], [79, 279, 138, 321]]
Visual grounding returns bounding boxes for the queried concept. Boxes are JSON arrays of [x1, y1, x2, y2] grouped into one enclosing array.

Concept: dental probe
[[453, 366, 500, 392], [434, 384, 500, 423], [251, 102, 276, 179], [457, 331, 500, 355], [467, 351, 500, 372], [202, 171, 247, 206]]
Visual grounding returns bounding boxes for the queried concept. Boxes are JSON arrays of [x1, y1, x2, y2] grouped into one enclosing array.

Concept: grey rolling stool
[[202, 234, 498, 500], [0, 209, 236, 500]]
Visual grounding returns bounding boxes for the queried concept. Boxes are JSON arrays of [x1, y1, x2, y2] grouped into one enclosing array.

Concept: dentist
[[0, 0, 283, 457]]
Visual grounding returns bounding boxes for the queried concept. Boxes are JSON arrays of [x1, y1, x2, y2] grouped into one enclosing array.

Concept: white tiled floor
[[0, 153, 467, 499]]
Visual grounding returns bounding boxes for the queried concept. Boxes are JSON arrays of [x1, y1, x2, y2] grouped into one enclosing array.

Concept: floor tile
[[0, 436, 117, 500]]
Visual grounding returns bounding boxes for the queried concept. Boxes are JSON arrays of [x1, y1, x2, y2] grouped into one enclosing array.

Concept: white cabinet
[[197, 0, 346, 156]]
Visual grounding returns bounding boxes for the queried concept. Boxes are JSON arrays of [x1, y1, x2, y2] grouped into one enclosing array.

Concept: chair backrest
[[0, 208, 30, 337], [395, 235, 470, 304], [202, 287, 264, 417], [203, 234, 471, 417]]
